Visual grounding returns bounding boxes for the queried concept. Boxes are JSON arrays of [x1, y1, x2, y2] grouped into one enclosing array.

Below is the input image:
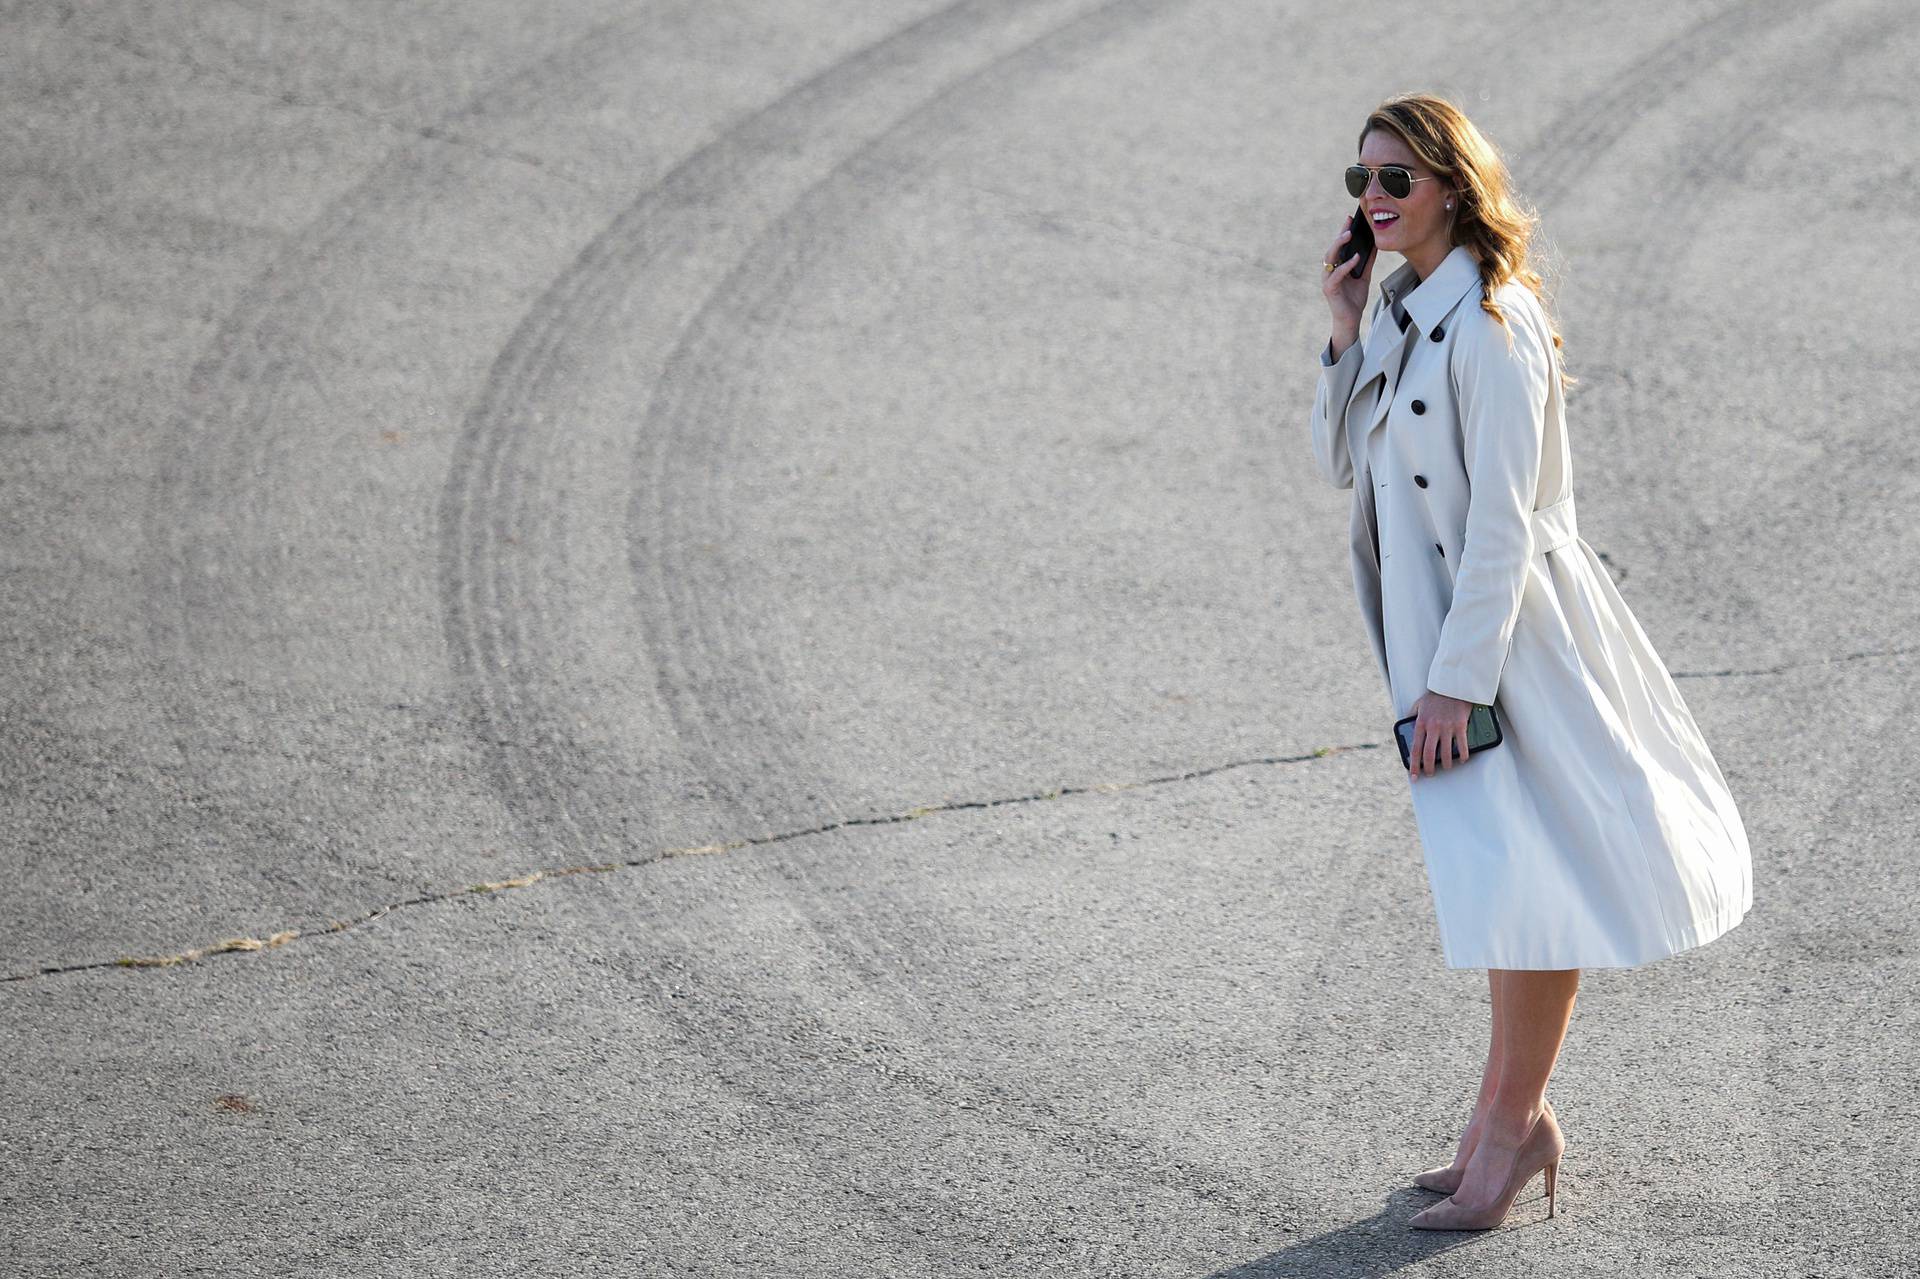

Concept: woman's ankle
[[1479, 1098, 1547, 1145]]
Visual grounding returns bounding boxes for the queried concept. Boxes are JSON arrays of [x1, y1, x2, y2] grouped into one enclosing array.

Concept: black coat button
[[1436, 542, 1445, 556], [1431, 325, 1445, 341], [1414, 474, 1428, 487], [1411, 399, 1426, 414]]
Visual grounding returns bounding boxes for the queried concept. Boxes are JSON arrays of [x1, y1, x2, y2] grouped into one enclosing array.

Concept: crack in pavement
[[0, 739, 1368, 983], [5, 637, 1907, 984]]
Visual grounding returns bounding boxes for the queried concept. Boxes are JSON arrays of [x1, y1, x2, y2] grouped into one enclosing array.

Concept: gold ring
[[1323, 262, 1337, 273]]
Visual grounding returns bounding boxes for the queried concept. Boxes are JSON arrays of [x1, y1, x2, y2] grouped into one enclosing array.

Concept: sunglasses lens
[[1347, 166, 1418, 199]]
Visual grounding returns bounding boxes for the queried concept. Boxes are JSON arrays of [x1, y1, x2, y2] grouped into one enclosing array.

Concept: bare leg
[[1417, 970, 1504, 1184], [1448, 967, 1579, 1208], [1455, 970, 1505, 1165]]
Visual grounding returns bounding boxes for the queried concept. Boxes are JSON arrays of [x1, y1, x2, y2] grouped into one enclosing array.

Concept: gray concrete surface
[[3, 0, 1915, 1274]]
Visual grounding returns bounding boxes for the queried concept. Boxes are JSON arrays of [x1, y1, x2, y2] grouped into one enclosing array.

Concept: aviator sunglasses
[[1345, 163, 1441, 200]]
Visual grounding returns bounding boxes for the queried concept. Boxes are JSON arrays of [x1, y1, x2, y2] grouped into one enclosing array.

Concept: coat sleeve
[[1307, 329, 1367, 490], [1424, 301, 1553, 706]]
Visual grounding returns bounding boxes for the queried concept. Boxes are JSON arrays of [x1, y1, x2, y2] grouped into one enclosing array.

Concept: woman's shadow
[[1202, 1182, 1562, 1277]]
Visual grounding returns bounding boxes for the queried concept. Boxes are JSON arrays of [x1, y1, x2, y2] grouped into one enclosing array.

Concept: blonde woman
[[1307, 94, 1753, 1230]]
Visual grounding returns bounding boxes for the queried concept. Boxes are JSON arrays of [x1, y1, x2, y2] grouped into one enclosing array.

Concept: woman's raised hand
[[1322, 213, 1373, 346]]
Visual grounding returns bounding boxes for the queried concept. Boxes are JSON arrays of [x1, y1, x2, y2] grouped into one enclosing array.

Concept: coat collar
[[1380, 242, 1484, 339], [1350, 243, 1485, 442]]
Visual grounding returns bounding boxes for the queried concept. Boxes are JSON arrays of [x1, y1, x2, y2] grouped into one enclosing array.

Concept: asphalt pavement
[[3, 1, 1915, 1274]]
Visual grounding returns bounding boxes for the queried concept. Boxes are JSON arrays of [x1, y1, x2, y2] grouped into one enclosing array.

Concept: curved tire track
[[437, 0, 1325, 1252], [136, 7, 664, 853]]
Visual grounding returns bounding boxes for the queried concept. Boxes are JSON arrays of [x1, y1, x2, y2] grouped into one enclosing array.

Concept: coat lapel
[[1349, 245, 1486, 452], [1351, 258, 1418, 402], [1353, 311, 1412, 428]]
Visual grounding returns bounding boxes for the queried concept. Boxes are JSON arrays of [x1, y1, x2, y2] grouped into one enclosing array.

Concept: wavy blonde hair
[[1359, 93, 1575, 393]]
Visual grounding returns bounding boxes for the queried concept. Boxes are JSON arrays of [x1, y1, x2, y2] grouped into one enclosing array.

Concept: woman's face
[[1355, 129, 1453, 263]]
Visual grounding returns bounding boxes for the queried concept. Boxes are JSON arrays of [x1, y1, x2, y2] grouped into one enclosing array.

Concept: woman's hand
[[1407, 689, 1474, 779], [1322, 213, 1373, 348]]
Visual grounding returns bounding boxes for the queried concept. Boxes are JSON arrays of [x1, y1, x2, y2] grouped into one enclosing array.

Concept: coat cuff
[[1425, 660, 1504, 708], [1320, 335, 1359, 368]]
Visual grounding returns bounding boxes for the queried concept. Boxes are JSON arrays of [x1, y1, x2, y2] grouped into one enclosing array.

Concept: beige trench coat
[[1307, 243, 1753, 969]]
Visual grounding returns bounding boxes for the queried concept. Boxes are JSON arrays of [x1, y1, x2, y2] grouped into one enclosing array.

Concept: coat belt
[[1531, 494, 1578, 555]]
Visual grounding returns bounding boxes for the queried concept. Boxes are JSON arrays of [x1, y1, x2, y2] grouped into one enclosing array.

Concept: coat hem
[[1437, 891, 1753, 971]]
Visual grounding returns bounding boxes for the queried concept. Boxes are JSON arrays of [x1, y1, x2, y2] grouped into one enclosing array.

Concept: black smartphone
[[1334, 202, 1374, 279], [1395, 702, 1503, 769]]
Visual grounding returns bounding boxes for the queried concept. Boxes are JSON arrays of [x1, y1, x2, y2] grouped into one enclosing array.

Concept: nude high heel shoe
[[1413, 1099, 1558, 1195], [1408, 1103, 1564, 1230]]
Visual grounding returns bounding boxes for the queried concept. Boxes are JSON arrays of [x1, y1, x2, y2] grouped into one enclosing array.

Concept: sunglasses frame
[[1345, 163, 1442, 200]]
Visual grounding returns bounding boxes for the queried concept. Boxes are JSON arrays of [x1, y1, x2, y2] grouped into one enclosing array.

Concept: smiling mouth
[[1371, 211, 1400, 226]]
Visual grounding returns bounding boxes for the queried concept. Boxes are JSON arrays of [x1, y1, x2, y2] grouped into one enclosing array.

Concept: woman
[[1306, 94, 1754, 1230]]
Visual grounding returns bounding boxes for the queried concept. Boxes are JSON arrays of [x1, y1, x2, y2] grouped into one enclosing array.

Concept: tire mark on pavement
[[137, 6, 659, 801], [437, 0, 1321, 1253]]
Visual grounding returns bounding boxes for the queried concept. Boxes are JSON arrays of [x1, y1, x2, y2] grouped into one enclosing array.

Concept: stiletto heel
[[1409, 1103, 1567, 1231], [1413, 1099, 1559, 1198]]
